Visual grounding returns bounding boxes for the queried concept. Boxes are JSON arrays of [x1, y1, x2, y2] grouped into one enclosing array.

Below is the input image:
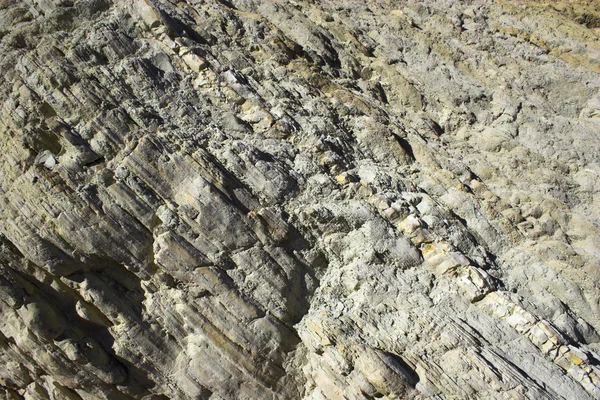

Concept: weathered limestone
[[0, 0, 599, 399]]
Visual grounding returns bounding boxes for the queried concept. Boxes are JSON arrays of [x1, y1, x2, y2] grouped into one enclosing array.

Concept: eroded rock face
[[1, 0, 600, 398]]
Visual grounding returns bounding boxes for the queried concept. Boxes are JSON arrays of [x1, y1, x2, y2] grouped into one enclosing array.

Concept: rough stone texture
[[1, 0, 600, 398]]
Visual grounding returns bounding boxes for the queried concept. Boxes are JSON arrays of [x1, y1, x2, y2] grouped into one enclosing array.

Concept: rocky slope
[[1, 0, 600, 398]]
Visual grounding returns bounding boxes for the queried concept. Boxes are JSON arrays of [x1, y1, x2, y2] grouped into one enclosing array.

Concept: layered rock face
[[1, 0, 600, 398]]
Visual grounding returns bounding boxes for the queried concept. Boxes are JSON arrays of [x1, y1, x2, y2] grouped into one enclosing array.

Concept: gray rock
[[0, 0, 599, 399]]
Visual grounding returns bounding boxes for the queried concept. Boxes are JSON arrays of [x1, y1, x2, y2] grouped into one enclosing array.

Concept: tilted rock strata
[[0, 0, 600, 398]]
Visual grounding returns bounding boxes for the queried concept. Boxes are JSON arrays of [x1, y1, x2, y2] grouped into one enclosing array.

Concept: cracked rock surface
[[1, 0, 600, 398]]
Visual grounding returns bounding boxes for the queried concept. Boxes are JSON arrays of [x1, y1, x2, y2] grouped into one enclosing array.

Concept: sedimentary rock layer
[[0, 0, 600, 398]]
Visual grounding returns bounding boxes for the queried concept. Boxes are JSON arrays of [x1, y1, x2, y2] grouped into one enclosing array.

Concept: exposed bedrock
[[0, 0, 600, 398]]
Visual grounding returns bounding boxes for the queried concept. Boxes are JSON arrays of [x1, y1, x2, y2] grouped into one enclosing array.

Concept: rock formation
[[1, 0, 600, 398]]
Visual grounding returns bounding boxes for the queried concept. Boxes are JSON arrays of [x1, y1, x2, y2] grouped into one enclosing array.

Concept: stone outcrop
[[1, 0, 600, 398]]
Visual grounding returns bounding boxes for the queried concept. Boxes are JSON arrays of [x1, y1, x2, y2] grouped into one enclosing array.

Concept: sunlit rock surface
[[1, 0, 600, 398]]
